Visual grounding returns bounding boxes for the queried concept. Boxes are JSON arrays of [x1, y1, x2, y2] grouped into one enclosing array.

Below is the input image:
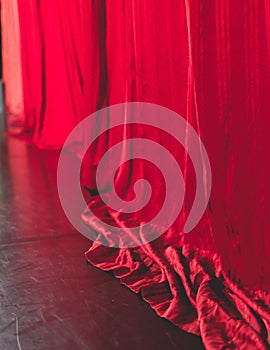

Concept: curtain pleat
[[1, 0, 24, 119]]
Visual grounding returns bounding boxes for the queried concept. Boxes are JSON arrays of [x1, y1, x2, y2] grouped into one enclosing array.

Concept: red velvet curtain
[[3, 1, 270, 348], [1, 0, 24, 119]]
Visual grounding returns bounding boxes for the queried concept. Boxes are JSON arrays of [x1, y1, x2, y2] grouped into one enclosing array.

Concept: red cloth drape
[[3, 0, 270, 348], [1, 0, 24, 118]]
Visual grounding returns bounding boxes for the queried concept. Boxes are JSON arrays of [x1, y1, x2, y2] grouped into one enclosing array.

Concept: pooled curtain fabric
[[83, 1, 270, 348], [3, 0, 270, 348]]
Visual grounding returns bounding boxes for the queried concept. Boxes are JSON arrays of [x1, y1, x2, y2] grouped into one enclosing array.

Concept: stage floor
[[0, 136, 204, 349]]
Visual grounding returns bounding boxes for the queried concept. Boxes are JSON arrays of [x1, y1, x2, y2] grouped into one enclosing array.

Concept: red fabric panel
[[16, 0, 43, 133], [82, 1, 270, 347], [17, 0, 97, 147], [1, 0, 24, 118]]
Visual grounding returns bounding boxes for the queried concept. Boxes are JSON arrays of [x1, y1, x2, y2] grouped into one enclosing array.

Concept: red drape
[[1, 0, 24, 119], [3, 0, 270, 348]]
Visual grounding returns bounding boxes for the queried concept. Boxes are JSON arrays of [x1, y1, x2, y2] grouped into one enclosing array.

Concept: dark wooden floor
[[0, 132, 204, 349]]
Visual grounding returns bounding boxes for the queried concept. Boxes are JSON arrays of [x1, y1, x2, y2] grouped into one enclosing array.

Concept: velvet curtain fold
[[2, 0, 270, 348], [1, 0, 24, 118]]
